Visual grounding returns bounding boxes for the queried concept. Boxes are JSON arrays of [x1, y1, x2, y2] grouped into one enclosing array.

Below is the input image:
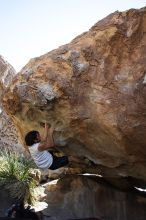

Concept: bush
[[0, 150, 37, 204]]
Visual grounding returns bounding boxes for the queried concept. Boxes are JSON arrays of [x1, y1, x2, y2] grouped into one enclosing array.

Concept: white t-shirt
[[29, 143, 53, 169]]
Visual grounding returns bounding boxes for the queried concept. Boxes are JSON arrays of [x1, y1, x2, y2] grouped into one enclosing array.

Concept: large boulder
[[2, 8, 146, 179], [43, 175, 146, 220]]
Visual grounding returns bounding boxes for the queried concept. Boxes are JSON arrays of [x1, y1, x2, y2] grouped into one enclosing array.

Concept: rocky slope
[[0, 55, 16, 93], [0, 56, 24, 153]]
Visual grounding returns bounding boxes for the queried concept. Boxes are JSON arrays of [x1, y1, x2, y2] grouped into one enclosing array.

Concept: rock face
[[0, 56, 24, 153], [2, 8, 146, 180], [0, 111, 23, 152], [43, 175, 146, 220], [0, 55, 16, 97]]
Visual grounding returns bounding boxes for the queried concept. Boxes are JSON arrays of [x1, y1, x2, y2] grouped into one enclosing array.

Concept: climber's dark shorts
[[49, 153, 69, 170]]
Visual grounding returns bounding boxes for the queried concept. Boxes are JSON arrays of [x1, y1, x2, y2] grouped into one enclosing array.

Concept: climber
[[25, 122, 85, 170]]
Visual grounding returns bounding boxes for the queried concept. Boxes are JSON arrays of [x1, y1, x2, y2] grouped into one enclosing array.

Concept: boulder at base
[[43, 175, 146, 220]]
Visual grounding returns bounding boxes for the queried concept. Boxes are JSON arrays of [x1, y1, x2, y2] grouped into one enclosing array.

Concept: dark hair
[[25, 130, 39, 146], [6, 203, 40, 219]]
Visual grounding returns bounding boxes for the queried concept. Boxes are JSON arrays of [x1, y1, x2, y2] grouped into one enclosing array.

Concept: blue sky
[[0, 0, 146, 72]]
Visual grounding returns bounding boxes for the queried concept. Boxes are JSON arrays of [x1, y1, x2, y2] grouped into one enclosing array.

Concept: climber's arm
[[38, 123, 55, 151]]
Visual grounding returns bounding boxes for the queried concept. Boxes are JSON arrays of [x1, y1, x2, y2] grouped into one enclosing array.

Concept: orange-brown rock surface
[[2, 8, 146, 180]]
